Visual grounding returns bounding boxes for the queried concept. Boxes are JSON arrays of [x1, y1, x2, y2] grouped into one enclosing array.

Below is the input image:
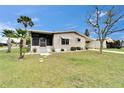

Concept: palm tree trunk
[[27, 31, 31, 52], [7, 37, 12, 53], [23, 38, 26, 47], [23, 27, 27, 47], [19, 39, 24, 59], [25, 27, 31, 50]]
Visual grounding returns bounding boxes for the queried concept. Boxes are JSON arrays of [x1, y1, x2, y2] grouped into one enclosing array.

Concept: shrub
[[117, 46, 121, 49], [22, 47, 30, 53], [26, 47, 30, 52], [70, 47, 77, 51], [52, 48, 55, 52], [26, 38, 31, 45], [61, 48, 64, 51], [85, 47, 88, 50], [76, 47, 81, 50], [0, 45, 3, 47], [106, 40, 122, 49], [33, 48, 37, 53]]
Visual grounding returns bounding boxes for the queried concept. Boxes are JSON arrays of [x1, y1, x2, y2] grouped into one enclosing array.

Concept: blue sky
[[0, 5, 124, 40]]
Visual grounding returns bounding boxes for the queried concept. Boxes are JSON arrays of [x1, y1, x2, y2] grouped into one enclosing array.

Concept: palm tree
[[15, 29, 27, 59], [2, 29, 15, 53], [17, 16, 34, 47], [17, 16, 34, 35]]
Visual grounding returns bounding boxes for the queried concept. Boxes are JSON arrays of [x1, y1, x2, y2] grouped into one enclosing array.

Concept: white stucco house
[[30, 30, 107, 53], [86, 39, 107, 49]]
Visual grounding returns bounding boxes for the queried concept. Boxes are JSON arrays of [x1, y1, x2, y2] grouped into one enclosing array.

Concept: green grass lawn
[[104, 48, 124, 52], [0, 49, 124, 88], [0, 46, 4, 48]]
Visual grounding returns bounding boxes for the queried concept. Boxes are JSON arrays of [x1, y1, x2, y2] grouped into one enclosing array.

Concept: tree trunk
[[100, 40, 103, 54], [7, 37, 12, 53], [27, 29, 31, 51], [19, 39, 24, 59], [23, 38, 26, 47], [23, 28, 26, 47]]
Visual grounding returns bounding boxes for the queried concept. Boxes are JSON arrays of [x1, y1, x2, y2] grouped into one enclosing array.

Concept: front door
[[39, 37, 47, 53], [39, 37, 46, 47]]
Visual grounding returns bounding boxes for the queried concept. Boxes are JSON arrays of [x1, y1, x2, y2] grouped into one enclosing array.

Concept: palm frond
[[2, 29, 15, 38], [15, 29, 27, 39], [17, 16, 34, 28]]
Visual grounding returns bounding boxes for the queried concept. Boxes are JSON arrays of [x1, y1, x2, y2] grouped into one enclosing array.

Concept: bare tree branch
[[107, 15, 124, 31], [87, 16, 96, 27], [87, 6, 124, 54], [107, 28, 124, 35]]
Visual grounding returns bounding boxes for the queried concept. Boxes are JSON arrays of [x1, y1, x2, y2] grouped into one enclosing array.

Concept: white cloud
[[99, 11, 107, 17], [89, 18, 97, 25], [94, 11, 107, 18], [32, 17, 39, 22], [0, 22, 15, 32], [0, 22, 15, 38], [89, 11, 107, 25]]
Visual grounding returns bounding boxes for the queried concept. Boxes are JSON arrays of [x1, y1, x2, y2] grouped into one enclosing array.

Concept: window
[[32, 37, 39, 46], [61, 38, 69, 45], [46, 36, 53, 46], [77, 38, 81, 42]]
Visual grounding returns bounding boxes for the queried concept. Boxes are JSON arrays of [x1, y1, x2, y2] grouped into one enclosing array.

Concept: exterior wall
[[122, 42, 124, 47], [87, 40, 106, 49], [31, 46, 40, 53], [31, 46, 53, 53], [53, 33, 86, 52], [46, 46, 53, 52]]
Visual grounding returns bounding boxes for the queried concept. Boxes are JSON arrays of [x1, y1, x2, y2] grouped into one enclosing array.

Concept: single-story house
[[86, 39, 107, 49], [85, 37, 114, 49], [30, 30, 107, 53]]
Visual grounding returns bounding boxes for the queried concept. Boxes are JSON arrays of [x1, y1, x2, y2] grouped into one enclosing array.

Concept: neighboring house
[[86, 39, 107, 49], [105, 37, 114, 43], [0, 37, 20, 46], [30, 30, 108, 53], [86, 37, 114, 49], [11, 38, 20, 44], [121, 41, 124, 47]]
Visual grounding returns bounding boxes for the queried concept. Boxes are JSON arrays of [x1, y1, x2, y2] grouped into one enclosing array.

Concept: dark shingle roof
[[30, 30, 92, 39]]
